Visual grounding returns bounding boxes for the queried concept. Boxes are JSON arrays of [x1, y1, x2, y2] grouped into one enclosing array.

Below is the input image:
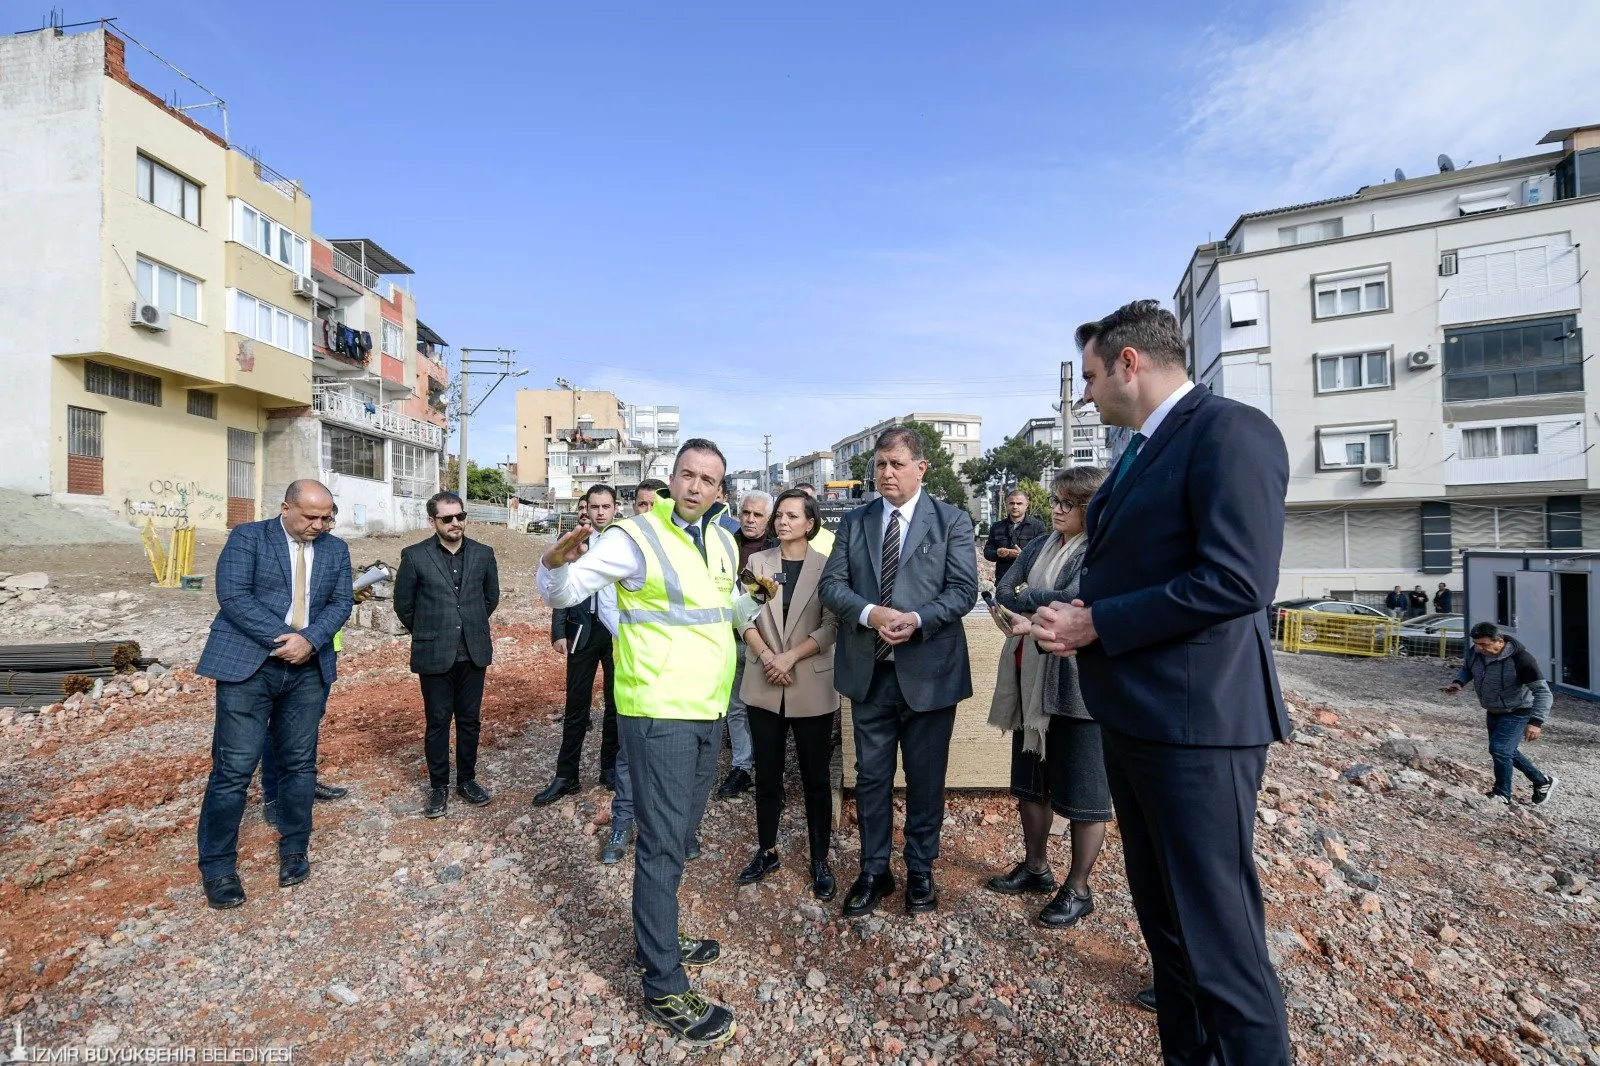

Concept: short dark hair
[[1469, 621, 1502, 641], [874, 425, 925, 461], [636, 478, 668, 501], [772, 488, 822, 541], [1051, 466, 1107, 506], [794, 481, 815, 492], [674, 437, 727, 475], [1075, 299, 1184, 369], [427, 491, 465, 518], [584, 484, 617, 505]]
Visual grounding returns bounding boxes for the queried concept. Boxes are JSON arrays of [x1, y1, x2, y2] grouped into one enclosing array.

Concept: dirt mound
[[0, 490, 141, 547]]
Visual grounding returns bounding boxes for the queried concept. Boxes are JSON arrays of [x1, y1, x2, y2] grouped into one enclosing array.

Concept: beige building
[[515, 387, 628, 493], [785, 450, 835, 488]]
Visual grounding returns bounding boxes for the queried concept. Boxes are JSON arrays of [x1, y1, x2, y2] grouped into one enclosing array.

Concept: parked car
[[1268, 598, 1393, 642], [1396, 613, 1464, 657]]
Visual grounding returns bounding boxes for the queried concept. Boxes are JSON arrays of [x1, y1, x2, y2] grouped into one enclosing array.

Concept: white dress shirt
[[588, 530, 621, 636], [858, 490, 924, 631], [280, 517, 313, 627], [1136, 380, 1194, 444]]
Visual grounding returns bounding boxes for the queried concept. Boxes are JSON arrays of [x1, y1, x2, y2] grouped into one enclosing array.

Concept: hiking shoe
[[641, 989, 735, 1047], [631, 935, 722, 978], [1533, 775, 1559, 805]]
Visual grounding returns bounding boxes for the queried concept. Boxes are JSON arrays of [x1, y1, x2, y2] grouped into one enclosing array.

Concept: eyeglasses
[[1049, 497, 1079, 511], [435, 513, 466, 524]]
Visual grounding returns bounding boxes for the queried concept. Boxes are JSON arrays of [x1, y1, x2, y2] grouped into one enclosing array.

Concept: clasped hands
[[760, 648, 799, 686], [868, 605, 918, 647], [271, 632, 315, 664], [1029, 599, 1098, 656]]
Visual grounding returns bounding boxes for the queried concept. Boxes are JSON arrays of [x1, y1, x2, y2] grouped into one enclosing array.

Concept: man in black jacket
[[984, 490, 1045, 586], [393, 491, 502, 819], [534, 485, 622, 803], [1384, 585, 1408, 618], [1407, 585, 1430, 619]]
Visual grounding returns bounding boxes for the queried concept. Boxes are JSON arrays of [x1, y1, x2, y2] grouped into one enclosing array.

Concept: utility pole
[[762, 435, 772, 491], [1059, 360, 1074, 470], [456, 348, 525, 500]]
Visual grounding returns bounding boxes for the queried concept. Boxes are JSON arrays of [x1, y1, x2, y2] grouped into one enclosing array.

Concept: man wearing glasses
[[196, 479, 353, 909], [394, 491, 503, 819]]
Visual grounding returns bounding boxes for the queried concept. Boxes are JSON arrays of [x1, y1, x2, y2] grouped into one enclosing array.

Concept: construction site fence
[[1274, 609, 1400, 658]]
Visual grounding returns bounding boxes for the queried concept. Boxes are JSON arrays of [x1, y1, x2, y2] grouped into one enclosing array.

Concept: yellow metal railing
[[1277, 609, 1399, 657], [142, 520, 196, 588]]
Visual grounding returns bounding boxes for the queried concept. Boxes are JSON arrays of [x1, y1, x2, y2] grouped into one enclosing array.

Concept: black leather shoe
[[313, 781, 349, 802], [424, 786, 448, 819], [600, 769, 617, 792], [203, 874, 245, 910], [985, 861, 1057, 896], [737, 849, 779, 884], [456, 780, 492, 806], [1135, 986, 1157, 1013], [531, 777, 580, 807], [1038, 885, 1094, 927], [278, 853, 310, 888], [841, 871, 896, 918], [906, 871, 939, 914], [261, 799, 279, 830], [716, 768, 752, 799], [811, 859, 836, 901]]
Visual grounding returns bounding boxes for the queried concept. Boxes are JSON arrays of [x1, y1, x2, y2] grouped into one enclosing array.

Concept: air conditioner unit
[[1360, 465, 1387, 486], [1439, 251, 1458, 276], [291, 275, 316, 299], [1407, 350, 1437, 371], [129, 301, 170, 332]]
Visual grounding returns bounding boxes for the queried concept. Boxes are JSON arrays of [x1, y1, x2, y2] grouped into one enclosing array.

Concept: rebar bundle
[[0, 640, 143, 672], [0, 669, 114, 697]]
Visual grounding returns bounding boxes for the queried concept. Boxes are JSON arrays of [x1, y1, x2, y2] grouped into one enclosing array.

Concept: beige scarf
[[987, 532, 1085, 754]]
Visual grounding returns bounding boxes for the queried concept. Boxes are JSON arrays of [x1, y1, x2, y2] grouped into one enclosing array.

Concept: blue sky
[[75, 0, 1599, 475]]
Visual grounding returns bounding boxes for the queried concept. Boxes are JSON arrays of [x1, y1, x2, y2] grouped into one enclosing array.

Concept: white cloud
[[1185, 0, 1600, 206]]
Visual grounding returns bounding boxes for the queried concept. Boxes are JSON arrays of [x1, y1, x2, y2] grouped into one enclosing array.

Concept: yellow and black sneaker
[[642, 989, 735, 1046], [633, 934, 722, 978]]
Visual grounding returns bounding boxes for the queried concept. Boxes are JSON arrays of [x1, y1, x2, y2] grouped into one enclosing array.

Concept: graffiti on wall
[[124, 478, 228, 524]]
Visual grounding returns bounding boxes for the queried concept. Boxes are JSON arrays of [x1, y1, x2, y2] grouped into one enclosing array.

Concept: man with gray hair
[[717, 490, 777, 799], [196, 479, 353, 909]]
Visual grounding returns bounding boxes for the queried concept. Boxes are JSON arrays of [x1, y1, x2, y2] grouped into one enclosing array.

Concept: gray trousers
[[721, 658, 753, 771], [618, 714, 719, 998]]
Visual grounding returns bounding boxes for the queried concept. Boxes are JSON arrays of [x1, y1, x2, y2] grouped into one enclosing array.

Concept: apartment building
[[0, 25, 446, 533], [515, 388, 628, 494], [785, 451, 835, 488], [546, 424, 645, 504], [1175, 123, 1600, 599], [831, 413, 983, 472], [729, 470, 763, 498]]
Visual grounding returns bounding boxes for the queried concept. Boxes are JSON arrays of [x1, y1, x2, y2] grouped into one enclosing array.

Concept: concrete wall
[[0, 29, 106, 493]]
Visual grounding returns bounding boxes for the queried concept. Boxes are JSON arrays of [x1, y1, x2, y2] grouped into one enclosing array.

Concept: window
[[1460, 425, 1539, 459], [84, 360, 161, 406], [1495, 575, 1514, 627], [1314, 268, 1389, 318], [1443, 314, 1581, 401], [1317, 424, 1394, 468], [137, 155, 200, 225], [229, 290, 311, 357], [393, 442, 435, 498], [136, 257, 200, 321], [230, 199, 308, 275], [1279, 218, 1343, 246], [325, 425, 384, 480], [544, 416, 553, 434], [381, 319, 404, 358], [955, 423, 968, 437], [1227, 291, 1261, 326], [1316, 350, 1389, 393], [1503, 425, 1539, 455], [227, 428, 256, 499], [67, 406, 103, 458], [186, 390, 217, 419]]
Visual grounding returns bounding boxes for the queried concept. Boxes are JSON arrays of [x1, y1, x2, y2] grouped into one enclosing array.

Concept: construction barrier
[[142, 520, 196, 588], [1277, 609, 1399, 658]]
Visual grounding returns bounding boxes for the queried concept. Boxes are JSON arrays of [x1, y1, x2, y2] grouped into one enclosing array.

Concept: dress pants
[[720, 658, 754, 772], [851, 662, 956, 875], [196, 659, 328, 880], [1100, 727, 1291, 1066], [619, 714, 718, 999], [610, 723, 634, 827], [556, 630, 618, 780], [749, 703, 832, 859], [418, 659, 487, 789]]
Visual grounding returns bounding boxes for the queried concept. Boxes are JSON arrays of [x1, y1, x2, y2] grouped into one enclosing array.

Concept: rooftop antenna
[[1394, 168, 1406, 182], [1437, 154, 1456, 173]]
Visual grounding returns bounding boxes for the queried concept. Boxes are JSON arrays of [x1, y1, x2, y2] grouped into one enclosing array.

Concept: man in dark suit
[[820, 426, 977, 917], [983, 489, 1045, 586], [533, 484, 621, 804], [393, 490, 502, 819], [1033, 300, 1292, 1065], [195, 479, 353, 909]]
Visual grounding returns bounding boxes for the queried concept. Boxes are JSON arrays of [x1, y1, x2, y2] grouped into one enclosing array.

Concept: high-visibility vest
[[610, 495, 740, 720], [810, 525, 835, 556]]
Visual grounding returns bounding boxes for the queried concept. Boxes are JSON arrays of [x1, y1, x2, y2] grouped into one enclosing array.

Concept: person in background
[[985, 489, 1047, 587], [393, 491, 502, 819], [1384, 585, 1408, 619], [635, 479, 668, 516], [195, 480, 352, 909], [735, 489, 840, 899], [985, 467, 1112, 928], [1445, 621, 1558, 807], [1433, 582, 1453, 614], [535, 485, 622, 803], [717, 491, 777, 800], [794, 483, 835, 556], [1407, 584, 1430, 620], [713, 480, 741, 535]]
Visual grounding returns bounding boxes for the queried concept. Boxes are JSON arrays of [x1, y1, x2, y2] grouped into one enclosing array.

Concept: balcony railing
[[331, 247, 381, 291], [312, 387, 443, 448]]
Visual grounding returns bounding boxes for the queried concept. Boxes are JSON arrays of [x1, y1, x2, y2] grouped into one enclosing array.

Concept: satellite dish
[[1437, 154, 1456, 172], [1394, 168, 1406, 182]]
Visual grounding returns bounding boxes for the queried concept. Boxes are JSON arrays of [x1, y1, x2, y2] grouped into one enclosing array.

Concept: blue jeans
[[1486, 711, 1548, 799], [196, 659, 328, 880], [721, 658, 753, 771], [610, 719, 633, 828]]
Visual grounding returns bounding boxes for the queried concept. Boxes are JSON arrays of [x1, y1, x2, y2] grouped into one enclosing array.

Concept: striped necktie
[[873, 509, 901, 661]]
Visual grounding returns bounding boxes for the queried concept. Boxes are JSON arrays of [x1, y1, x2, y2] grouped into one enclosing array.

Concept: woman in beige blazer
[[736, 489, 841, 900]]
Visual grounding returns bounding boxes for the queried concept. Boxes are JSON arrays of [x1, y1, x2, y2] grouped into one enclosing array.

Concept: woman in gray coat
[[984, 466, 1112, 927]]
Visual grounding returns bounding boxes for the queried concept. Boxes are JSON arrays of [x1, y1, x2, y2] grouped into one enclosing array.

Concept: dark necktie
[[685, 522, 707, 562], [1110, 432, 1147, 489], [874, 509, 902, 661]]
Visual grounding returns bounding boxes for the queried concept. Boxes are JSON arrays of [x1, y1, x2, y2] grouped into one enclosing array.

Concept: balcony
[[312, 386, 443, 448], [331, 247, 381, 291]]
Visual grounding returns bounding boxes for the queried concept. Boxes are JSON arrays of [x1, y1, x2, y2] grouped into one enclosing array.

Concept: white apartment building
[[832, 413, 982, 471], [785, 450, 834, 488], [623, 403, 680, 480], [547, 426, 644, 506], [1175, 123, 1600, 600]]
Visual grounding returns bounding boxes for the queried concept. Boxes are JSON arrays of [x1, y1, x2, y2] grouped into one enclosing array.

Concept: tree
[[962, 435, 1063, 491], [848, 453, 871, 482], [1015, 478, 1051, 521], [441, 459, 514, 504], [901, 421, 967, 509]]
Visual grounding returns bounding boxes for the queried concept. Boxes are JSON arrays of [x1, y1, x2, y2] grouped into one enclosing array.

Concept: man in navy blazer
[[820, 426, 977, 918], [1033, 301, 1292, 1065], [195, 479, 353, 909]]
